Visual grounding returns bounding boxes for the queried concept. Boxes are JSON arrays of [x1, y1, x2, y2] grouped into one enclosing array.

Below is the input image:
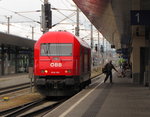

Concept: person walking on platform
[[118, 57, 125, 68], [121, 60, 128, 77], [104, 60, 119, 84]]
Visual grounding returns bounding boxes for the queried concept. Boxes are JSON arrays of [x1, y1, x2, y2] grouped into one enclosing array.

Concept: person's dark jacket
[[105, 62, 117, 73]]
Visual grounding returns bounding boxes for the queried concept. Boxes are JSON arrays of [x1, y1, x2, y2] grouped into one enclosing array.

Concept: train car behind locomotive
[[34, 31, 91, 97]]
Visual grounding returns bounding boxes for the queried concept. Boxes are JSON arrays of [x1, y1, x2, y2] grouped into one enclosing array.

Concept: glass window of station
[[0, 44, 33, 76]]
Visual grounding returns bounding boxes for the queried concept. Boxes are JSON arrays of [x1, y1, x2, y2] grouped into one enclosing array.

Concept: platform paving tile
[[45, 73, 150, 117], [95, 84, 150, 117]]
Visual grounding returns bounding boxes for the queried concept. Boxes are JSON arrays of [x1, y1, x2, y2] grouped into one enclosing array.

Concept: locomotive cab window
[[40, 43, 72, 56]]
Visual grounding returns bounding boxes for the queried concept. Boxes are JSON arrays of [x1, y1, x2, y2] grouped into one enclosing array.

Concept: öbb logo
[[50, 63, 62, 67]]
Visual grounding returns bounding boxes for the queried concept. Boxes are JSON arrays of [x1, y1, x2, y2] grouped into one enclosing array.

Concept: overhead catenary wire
[[0, 17, 41, 35], [52, 8, 76, 12], [51, 5, 76, 23], [0, 6, 41, 24], [4, 23, 41, 35], [39, 0, 44, 3], [0, 0, 95, 41], [0, 6, 75, 34], [65, 0, 75, 6], [15, 10, 41, 13], [52, 12, 76, 27], [0, 1, 78, 26], [0, 21, 37, 23], [1, 5, 77, 28], [61, 0, 71, 9]]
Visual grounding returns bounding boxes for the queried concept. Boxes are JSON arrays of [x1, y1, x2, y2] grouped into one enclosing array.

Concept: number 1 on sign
[[136, 13, 140, 23]]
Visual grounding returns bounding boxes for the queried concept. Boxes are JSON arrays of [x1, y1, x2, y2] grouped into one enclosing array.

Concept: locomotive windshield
[[40, 43, 72, 56]]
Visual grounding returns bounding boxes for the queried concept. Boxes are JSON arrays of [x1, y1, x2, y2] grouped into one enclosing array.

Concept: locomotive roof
[[74, 34, 91, 49], [38, 31, 91, 49]]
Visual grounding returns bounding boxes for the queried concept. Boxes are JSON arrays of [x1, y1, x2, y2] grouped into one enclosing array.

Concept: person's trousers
[[104, 71, 112, 83]]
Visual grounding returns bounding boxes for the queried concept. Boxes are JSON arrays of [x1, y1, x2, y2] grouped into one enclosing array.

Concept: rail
[[0, 83, 33, 95]]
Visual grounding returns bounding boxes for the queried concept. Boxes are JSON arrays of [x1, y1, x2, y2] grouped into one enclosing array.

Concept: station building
[[0, 32, 36, 76], [73, 0, 150, 86]]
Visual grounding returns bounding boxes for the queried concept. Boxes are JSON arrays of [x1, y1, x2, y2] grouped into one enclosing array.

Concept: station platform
[[0, 66, 101, 90], [0, 73, 30, 89], [44, 72, 150, 117]]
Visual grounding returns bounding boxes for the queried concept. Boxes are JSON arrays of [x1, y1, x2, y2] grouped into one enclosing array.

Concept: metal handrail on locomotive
[[34, 31, 91, 97]]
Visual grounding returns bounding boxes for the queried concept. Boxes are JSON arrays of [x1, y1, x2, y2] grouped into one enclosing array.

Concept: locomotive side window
[[41, 43, 72, 56]]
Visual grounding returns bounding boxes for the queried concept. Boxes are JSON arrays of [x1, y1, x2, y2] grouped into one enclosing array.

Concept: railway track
[[0, 83, 33, 95], [0, 72, 101, 96], [0, 74, 102, 116], [0, 98, 67, 117]]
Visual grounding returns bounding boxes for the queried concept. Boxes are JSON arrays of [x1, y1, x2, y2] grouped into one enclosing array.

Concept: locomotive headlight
[[44, 70, 48, 73], [41, 70, 48, 73], [65, 69, 71, 73]]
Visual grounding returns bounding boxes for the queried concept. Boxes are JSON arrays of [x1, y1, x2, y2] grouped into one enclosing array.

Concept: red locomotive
[[34, 31, 91, 97]]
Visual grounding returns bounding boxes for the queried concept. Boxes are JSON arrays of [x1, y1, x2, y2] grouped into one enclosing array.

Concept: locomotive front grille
[[35, 75, 80, 89]]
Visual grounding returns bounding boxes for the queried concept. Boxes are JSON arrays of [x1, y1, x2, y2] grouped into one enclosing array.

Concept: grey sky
[[0, 0, 100, 46], [0, 0, 78, 39]]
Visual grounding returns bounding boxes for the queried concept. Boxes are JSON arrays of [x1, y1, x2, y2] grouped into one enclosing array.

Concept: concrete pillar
[[131, 36, 145, 83], [131, 0, 148, 84], [148, 32, 150, 88], [131, 0, 140, 10]]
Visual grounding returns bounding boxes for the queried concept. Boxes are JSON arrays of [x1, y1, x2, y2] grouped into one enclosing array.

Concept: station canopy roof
[[73, 0, 150, 49], [0, 32, 36, 48]]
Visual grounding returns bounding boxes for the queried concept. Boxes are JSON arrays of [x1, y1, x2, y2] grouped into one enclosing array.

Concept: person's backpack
[[102, 64, 108, 74]]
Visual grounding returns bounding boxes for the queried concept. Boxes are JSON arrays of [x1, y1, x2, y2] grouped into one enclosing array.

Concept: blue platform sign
[[131, 10, 150, 25]]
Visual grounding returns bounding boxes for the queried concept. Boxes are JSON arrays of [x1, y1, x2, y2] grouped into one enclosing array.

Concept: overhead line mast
[[75, 7, 79, 36], [5, 16, 12, 34]]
